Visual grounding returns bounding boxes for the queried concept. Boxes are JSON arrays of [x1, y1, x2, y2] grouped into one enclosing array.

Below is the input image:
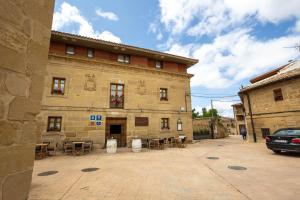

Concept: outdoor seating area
[[144, 136, 187, 150], [35, 136, 187, 159], [35, 138, 93, 159]]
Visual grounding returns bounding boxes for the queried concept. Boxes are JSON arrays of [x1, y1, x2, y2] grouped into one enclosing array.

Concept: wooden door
[[105, 118, 127, 147]]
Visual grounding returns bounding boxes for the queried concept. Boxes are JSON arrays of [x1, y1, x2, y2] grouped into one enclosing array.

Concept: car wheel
[[272, 150, 281, 154]]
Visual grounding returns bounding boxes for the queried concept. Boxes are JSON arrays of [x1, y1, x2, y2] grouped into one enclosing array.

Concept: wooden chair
[[148, 139, 155, 149], [177, 136, 187, 148], [83, 140, 93, 154], [63, 140, 73, 154], [159, 139, 165, 150], [43, 139, 57, 156], [141, 138, 148, 148], [168, 137, 176, 148]]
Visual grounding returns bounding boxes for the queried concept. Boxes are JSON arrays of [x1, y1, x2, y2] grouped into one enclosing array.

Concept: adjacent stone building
[[232, 103, 246, 135], [37, 31, 198, 148], [192, 117, 232, 139], [0, 1, 54, 199], [239, 60, 300, 142]]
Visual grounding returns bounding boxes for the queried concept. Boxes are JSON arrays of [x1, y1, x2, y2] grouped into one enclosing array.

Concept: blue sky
[[53, 0, 300, 117]]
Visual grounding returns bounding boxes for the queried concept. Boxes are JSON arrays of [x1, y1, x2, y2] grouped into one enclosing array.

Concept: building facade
[[37, 31, 198, 148], [239, 61, 300, 142], [232, 103, 246, 135]]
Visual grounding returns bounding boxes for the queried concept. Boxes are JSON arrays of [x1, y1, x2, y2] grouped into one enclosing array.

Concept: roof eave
[[51, 30, 199, 68]]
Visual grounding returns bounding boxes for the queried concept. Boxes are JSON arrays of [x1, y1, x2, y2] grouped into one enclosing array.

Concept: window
[[160, 88, 168, 101], [156, 61, 162, 69], [273, 88, 283, 101], [66, 46, 75, 55], [51, 77, 65, 95], [135, 117, 149, 126], [87, 48, 94, 58], [161, 118, 169, 130], [117, 54, 130, 63], [261, 128, 270, 138], [47, 116, 62, 132], [110, 83, 124, 108], [177, 120, 183, 131]]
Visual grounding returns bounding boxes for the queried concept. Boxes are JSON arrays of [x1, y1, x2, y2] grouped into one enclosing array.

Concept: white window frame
[[66, 46, 75, 55]]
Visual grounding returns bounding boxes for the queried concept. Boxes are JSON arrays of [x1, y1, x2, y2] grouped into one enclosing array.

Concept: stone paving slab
[[29, 136, 300, 200]]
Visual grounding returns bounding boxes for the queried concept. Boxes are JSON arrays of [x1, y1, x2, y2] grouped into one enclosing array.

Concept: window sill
[[47, 94, 68, 98]]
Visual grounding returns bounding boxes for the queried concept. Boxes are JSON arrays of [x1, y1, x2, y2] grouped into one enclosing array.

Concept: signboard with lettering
[[135, 117, 149, 126]]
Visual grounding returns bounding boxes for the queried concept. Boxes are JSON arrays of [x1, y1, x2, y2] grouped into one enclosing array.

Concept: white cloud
[[211, 101, 236, 117], [158, 0, 300, 36], [95, 8, 118, 21], [195, 101, 236, 117], [167, 29, 300, 89], [52, 2, 121, 43]]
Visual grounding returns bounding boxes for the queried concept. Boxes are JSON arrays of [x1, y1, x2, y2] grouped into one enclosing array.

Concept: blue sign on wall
[[96, 115, 102, 121], [96, 121, 102, 126], [90, 115, 95, 120]]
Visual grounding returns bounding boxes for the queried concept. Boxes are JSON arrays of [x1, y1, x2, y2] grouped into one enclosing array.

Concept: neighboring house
[[232, 103, 246, 135], [192, 117, 232, 139], [220, 117, 236, 135], [239, 60, 300, 142], [37, 31, 198, 148]]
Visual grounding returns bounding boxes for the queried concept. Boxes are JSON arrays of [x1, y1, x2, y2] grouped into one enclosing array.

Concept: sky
[[52, 0, 300, 117]]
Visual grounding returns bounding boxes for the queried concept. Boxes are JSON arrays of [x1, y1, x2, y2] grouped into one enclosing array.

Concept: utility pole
[[211, 99, 214, 139]]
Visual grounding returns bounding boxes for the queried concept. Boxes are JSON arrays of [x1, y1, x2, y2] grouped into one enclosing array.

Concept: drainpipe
[[246, 93, 257, 143]]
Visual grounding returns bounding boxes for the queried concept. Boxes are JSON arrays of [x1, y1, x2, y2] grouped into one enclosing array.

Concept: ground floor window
[[161, 118, 169, 130], [47, 116, 62, 132]]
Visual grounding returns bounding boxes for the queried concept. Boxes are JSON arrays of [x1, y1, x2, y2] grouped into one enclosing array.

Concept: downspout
[[245, 93, 257, 143]]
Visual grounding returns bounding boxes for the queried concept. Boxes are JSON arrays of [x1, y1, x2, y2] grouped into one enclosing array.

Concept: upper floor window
[[160, 88, 168, 101], [156, 61, 163, 69], [66, 46, 75, 55], [273, 88, 283, 101], [117, 54, 130, 63], [110, 83, 124, 108], [52, 77, 65, 95], [87, 48, 94, 58], [47, 116, 62, 132], [161, 118, 169, 130]]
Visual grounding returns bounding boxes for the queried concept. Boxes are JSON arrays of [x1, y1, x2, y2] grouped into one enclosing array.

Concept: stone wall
[[241, 77, 300, 142], [0, 0, 54, 199], [37, 54, 193, 148]]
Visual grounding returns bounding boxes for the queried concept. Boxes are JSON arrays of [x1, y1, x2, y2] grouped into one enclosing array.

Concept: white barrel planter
[[106, 139, 117, 154], [132, 138, 142, 153]]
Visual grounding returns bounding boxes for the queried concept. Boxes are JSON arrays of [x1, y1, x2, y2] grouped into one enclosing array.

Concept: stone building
[[219, 117, 236, 135], [0, 0, 54, 199], [232, 103, 246, 135], [192, 117, 232, 139], [37, 31, 198, 148], [239, 60, 300, 142]]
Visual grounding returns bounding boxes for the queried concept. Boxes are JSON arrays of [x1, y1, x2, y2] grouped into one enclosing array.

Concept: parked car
[[266, 128, 300, 153]]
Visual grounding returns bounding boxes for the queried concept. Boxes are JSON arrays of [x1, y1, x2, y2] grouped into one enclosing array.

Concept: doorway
[[105, 117, 127, 147]]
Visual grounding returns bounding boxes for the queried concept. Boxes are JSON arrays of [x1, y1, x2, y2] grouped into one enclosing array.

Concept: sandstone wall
[[0, 0, 54, 199], [241, 77, 300, 142], [37, 55, 193, 148]]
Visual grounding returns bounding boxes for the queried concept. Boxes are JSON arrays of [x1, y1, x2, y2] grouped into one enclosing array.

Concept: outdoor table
[[152, 139, 160, 150], [36, 143, 48, 159], [72, 141, 84, 155]]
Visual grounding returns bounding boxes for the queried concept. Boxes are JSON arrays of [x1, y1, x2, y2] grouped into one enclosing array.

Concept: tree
[[192, 108, 201, 119], [203, 108, 219, 118]]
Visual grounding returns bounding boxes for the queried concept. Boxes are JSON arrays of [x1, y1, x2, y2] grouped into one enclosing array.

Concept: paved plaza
[[29, 136, 300, 200]]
